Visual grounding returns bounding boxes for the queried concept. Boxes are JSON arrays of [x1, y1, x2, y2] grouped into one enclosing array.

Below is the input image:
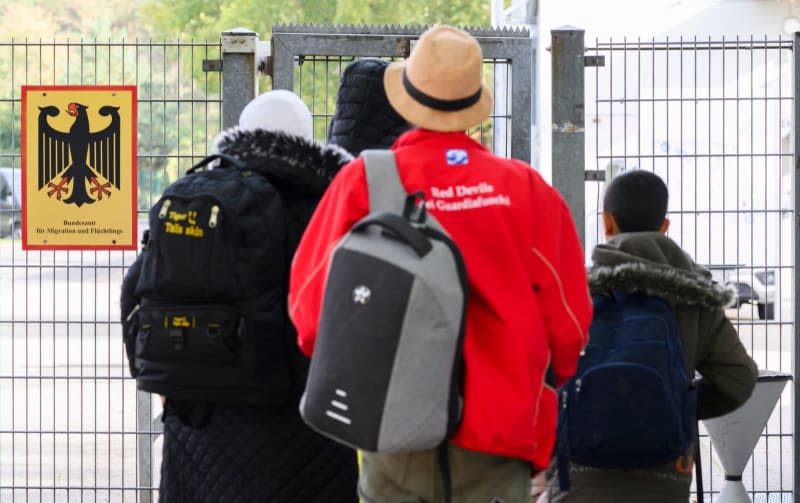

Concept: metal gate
[[551, 28, 796, 501], [266, 24, 535, 163]]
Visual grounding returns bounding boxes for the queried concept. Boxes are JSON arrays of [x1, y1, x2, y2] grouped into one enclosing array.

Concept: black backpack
[[129, 153, 291, 404]]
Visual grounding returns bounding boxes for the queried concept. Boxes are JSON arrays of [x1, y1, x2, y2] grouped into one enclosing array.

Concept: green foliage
[[141, 0, 339, 40], [135, 0, 492, 149], [141, 0, 489, 39], [0, 0, 148, 39], [136, 0, 491, 123], [334, 0, 489, 26], [0, 0, 226, 209]]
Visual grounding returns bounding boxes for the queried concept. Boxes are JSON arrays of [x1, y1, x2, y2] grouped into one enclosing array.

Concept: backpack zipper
[[209, 205, 220, 228], [158, 199, 172, 219], [126, 304, 141, 323]]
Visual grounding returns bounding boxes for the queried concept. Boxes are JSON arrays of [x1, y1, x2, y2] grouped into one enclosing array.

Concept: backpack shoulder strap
[[361, 149, 446, 234], [362, 149, 405, 214], [187, 153, 246, 174]]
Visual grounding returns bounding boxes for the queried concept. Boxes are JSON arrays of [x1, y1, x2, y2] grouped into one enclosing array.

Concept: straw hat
[[383, 25, 492, 132]]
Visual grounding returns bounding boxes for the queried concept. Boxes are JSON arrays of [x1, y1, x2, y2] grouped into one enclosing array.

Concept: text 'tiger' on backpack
[[128, 153, 292, 404], [299, 150, 468, 454], [556, 291, 697, 490]]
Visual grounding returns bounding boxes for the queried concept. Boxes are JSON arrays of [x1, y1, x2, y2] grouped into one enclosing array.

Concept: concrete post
[[222, 28, 259, 129], [551, 27, 586, 246]]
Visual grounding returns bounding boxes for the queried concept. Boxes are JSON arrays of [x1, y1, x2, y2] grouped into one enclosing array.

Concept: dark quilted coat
[[327, 58, 411, 156], [121, 129, 357, 503]]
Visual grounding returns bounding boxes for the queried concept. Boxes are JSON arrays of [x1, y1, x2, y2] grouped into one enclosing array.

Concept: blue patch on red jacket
[[446, 149, 469, 165]]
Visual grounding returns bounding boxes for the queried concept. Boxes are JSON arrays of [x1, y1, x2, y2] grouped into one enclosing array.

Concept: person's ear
[[659, 218, 670, 234], [602, 212, 620, 238]]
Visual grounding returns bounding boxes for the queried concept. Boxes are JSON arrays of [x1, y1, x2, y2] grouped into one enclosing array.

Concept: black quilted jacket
[[121, 130, 357, 503], [327, 58, 410, 156]]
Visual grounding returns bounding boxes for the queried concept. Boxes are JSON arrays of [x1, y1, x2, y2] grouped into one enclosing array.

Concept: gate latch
[[202, 59, 222, 72], [584, 55, 605, 67]]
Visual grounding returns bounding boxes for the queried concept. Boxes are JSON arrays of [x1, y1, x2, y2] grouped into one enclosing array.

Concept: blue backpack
[[556, 291, 697, 490]]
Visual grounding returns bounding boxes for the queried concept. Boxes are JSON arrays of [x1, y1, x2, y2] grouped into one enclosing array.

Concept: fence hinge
[[259, 55, 273, 77], [584, 55, 605, 67], [202, 59, 223, 72], [584, 170, 606, 182], [396, 38, 412, 57], [257, 41, 272, 76]]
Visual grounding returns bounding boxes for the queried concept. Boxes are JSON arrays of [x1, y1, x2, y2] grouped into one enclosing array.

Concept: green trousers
[[359, 444, 532, 503]]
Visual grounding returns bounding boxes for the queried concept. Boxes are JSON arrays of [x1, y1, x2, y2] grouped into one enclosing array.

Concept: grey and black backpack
[[300, 150, 468, 459]]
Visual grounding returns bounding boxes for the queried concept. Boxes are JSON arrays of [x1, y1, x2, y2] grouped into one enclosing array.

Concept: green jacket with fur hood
[[546, 232, 757, 503]]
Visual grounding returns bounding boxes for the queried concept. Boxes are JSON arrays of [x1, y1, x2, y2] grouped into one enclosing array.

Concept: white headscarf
[[237, 89, 313, 140]]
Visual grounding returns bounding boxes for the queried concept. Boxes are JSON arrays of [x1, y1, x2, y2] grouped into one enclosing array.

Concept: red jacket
[[289, 129, 592, 468]]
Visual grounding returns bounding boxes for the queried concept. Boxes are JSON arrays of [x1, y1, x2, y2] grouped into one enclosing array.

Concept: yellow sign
[[21, 85, 137, 250]]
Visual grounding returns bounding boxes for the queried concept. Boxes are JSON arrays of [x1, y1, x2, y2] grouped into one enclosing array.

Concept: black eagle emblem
[[37, 103, 121, 207]]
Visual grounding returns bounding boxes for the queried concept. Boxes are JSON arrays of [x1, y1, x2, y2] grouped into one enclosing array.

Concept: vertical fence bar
[[221, 28, 258, 129], [793, 30, 800, 503], [551, 27, 586, 243], [510, 42, 533, 163], [136, 390, 152, 503]]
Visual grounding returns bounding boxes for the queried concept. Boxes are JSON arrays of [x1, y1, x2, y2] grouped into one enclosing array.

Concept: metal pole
[[493, 69, 509, 158], [551, 27, 586, 246], [490, 0, 509, 159], [529, 0, 540, 170], [222, 28, 259, 129], [510, 42, 533, 164], [792, 29, 800, 503], [137, 390, 153, 503], [491, 0, 537, 164]]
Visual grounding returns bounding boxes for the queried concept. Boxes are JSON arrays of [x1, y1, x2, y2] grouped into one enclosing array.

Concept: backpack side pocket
[[122, 304, 140, 377], [134, 304, 249, 400]]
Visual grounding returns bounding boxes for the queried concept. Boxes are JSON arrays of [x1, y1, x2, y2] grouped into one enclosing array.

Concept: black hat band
[[402, 68, 481, 112]]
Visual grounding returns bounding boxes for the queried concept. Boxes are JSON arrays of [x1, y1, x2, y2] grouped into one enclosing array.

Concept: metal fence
[[3, 22, 792, 503], [552, 28, 796, 501], [0, 24, 534, 501], [0, 38, 222, 502]]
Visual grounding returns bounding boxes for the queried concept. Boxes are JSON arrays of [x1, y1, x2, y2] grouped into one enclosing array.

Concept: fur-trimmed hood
[[590, 232, 735, 309], [213, 127, 352, 196]]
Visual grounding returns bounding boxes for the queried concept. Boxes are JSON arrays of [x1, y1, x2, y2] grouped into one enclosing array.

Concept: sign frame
[[21, 85, 138, 250]]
